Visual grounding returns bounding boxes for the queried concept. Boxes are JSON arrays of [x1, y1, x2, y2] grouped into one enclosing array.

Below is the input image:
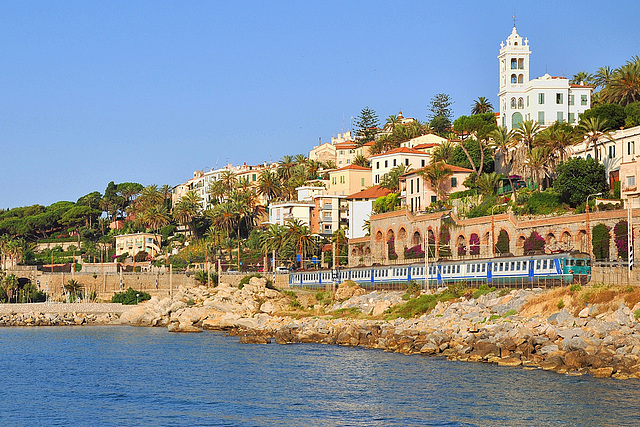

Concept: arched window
[[511, 58, 517, 69], [510, 98, 516, 109], [518, 58, 524, 69], [512, 112, 523, 129], [518, 98, 524, 109], [511, 74, 517, 83], [518, 74, 524, 83]]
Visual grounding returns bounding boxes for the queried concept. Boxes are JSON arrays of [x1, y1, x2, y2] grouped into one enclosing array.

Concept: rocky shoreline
[[3, 278, 640, 380]]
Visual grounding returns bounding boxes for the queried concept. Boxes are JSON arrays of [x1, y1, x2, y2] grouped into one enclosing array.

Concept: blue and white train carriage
[[289, 252, 591, 289]]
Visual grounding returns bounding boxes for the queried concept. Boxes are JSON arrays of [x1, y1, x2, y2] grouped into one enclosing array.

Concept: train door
[[487, 262, 492, 284], [437, 265, 442, 286], [528, 260, 535, 282]]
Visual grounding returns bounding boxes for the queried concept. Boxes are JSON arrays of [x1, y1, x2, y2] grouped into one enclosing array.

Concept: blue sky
[[2, 0, 640, 209]]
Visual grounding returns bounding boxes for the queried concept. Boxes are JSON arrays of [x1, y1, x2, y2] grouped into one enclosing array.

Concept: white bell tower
[[498, 26, 531, 130]]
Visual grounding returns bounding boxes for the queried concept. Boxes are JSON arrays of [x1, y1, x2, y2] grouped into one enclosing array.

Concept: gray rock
[[564, 336, 588, 351]]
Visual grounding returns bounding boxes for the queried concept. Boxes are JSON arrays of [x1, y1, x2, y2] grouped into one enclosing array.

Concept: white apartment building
[[370, 147, 431, 185], [498, 26, 592, 131]]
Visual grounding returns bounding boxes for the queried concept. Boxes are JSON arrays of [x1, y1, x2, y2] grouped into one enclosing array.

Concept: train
[[289, 252, 591, 289]]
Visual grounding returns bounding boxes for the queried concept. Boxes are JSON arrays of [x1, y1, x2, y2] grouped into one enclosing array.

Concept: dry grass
[[520, 284, 640, 318]]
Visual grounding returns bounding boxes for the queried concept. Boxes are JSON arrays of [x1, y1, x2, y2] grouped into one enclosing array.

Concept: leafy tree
[[373, 193, 400, 214], [453, 113, 497, 141], [625, 101, 640, 127], [2, 273, 18, 303], [600, 56, 640, 106], [553, 158, 608, 207], [451, 139, 494, 175], [495, 230, 510, 255], [352, 154, 370, 168], [581, 103, 626, 130], [577, 117, 615, 162], [354, 107, 380, 145]]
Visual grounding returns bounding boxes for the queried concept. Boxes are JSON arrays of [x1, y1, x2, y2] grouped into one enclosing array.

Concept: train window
[[471, 264, 475, 273], [536, 260, 541, 269], [576, 260, 585, 267], [567, 259, 574, 266], [498, 263, 503, 271], [505, 263, 510, 271], [543, 259, 547, 269], [493, 263, 497, 271]]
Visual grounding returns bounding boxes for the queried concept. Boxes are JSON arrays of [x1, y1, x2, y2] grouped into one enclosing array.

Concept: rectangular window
[[410, 180, 414, 194], [361, 178, 365, 186], [375, 174, 379, 184], [609, 146, 615, 159], [376, 161, 379, 169], [556, 93, 563, 104], [431, 195, 436, 203], [384, 160, 388, 168], [421, 159, 426, 167], [568, 113, 575, 124], [416, 179, 419, 192], [538, 111, 545, 125], [569, 95, 575, 106], [557, 111, 564, 123], [393, 159, 397, 166], [332, 177, 336, 184], [629, 142, 635, 155], [451, 177, 457, 187], [538, 93, 545, 104], [581, 94, 588, 105], [405, 159, 410, 166]]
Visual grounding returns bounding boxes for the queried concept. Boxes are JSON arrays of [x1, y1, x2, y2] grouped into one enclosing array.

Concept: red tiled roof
[[402, 163, 473, 177], [335, 142, 356, 148], [330, 164, 371, 172], [569, 83, 594, 88], [369, 147, 430, 158], [363, 141, 375, 146], [413, 143, 438, 149], [346, 185, 392, 200]]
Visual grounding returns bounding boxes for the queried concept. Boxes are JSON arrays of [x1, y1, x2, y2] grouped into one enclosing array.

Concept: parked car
[[275, 266, 290, 273]]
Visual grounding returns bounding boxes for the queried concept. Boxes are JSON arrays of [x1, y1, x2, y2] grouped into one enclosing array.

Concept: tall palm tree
[[141, 205, 170, 236], [593, 65, 613, 90], [278, 155, 296, 181], [285, 219, 314, 269], [488, 126, 517, 199], [512, 120, 541, 178], [417, 162, 454, 201], [219, 170, 237, 195], [601, 58, 640, 106], [294, 154, 308, 165], [475, 172, 503, 197], [471, 97, 494, 115], [430, 140, 455, 163], [380, 165, 410, 192], [577, 117, 614, 161], [172, 190, 202, 239], [525, 147, 552, 191], [257, 169, 281, 203]]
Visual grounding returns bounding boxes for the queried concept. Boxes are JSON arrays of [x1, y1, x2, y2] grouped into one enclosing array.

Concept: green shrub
[[472, 284, 496, 299], [569, 284, 582, 292], [289, 299, 303, 310], [315, 291, 326, 301], [557, 299, 565, 309], [634, 309, 640, 320], [489, 314, 501, 321], [111, 288, 151, 305], [282, 290, 295, 297], [498, 288, 510, 297], [503, 309, 517, 317], [522, 190, 562, 215]]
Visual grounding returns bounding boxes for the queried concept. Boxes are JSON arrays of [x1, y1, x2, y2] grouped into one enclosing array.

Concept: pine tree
[[354, 107, 380, 145]]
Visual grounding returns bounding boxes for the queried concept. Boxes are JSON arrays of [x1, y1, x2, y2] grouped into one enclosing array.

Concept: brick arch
[[398, 227, 407, 242], [386, 229, 395, 241], [411, 231, 421, 246], [375, 230, 384, 242], [516, 235, 526, 256], [456, 234, 467, 256], [577, 230, 587, 253], [546, 232, 556, 245], [561, 230, 572, 249]]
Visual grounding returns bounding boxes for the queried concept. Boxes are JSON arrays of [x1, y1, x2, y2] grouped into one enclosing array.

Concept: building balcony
[[323, 204, 332, 210]]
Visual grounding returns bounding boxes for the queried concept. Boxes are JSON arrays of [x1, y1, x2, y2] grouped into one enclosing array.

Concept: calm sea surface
[[0, 326, 639, 426]]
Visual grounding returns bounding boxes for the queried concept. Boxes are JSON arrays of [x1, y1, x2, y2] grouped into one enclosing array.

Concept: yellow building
[[115, 233, 162, 259], [328, 164, 372, 196]]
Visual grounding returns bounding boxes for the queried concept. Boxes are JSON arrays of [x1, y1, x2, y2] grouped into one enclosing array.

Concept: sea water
[[0, 326, 638, 426]]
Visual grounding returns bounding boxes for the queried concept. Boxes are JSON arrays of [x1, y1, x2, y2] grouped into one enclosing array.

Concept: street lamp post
[[423, 232, 429, 293], [586, 192, 602, 261], [491, 203, 508, 257]]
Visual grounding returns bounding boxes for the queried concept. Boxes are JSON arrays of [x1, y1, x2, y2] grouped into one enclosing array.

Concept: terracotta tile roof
[[569, 83, 593, 88], [363, 141, 375, 146], [413, 143, 438, 149], [330, 164, 371, 172], [402, 163, 473, 177], [335, 142, 356, 148], [369, 147, 430, 158], [346, 185, 392, 200]]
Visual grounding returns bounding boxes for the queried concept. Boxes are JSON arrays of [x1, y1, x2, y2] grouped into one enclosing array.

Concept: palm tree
[[208, 202, 237, 239], [219, 170, 237, 195], [141, 205, 170, 236], [260, 224, 288, 270], [471, 97, 494, 115], [601, 58, 640, 106], [172, 190, 202, 239], [418, 162, 454, 201], [525, 147, 552, 191], [257, 169, 281, 203], [488, 126, 517, 199], [294, 154, 308, 165], [475, 172, 503, 197], [278, 155, 296, 181], [380, 165, 410, 192], [3, 273, 18, 303], [331, 228, 347, 266], [352, 154, 370, 168], [570, 71, 593, 85], [285, 219, 315, 269], [322, 159, 337, 170], [577, 117, 614, 161], [538, 121, 578, 165], [430, 140, 455, 163], [593, 66, 613, 90], [512, 120, 541, 178]]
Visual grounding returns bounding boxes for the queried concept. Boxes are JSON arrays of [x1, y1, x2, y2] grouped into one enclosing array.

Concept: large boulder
[[334, 281, 367, 301]]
